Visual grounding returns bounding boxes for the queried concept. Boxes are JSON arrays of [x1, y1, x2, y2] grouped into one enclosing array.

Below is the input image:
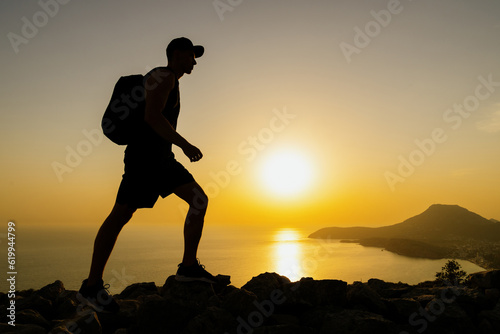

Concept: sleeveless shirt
[[123, 67, 180, 173]]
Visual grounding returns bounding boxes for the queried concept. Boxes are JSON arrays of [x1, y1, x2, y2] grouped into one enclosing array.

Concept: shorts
[[116, 156, 195, 209]]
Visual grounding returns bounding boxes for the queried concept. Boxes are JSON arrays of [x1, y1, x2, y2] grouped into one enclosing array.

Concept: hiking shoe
[[175, 260, 217, 283], [77, 279, 120, 313]]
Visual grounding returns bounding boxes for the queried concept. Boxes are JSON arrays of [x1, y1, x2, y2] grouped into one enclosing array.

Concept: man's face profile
[[175, 49, 197, 75]]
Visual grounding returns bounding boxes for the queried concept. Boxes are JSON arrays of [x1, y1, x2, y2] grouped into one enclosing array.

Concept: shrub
[[435, 259, 467, 284]]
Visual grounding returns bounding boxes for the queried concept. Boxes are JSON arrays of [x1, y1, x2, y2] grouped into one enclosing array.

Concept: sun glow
[[259, 149, 314, 197]]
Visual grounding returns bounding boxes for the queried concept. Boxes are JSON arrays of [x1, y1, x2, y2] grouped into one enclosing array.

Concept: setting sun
[[258, 149, 314, 197]]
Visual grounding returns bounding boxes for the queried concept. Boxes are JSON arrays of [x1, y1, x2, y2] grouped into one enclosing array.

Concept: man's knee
[[192, 187, 209, 211], [112, 202, 137, 221]]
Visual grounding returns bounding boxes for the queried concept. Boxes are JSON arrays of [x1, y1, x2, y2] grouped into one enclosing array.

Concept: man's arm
[[144, 68, 202, 162]]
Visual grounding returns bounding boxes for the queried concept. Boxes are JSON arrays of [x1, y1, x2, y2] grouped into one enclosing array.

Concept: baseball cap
[[167, 37, 204, 58]]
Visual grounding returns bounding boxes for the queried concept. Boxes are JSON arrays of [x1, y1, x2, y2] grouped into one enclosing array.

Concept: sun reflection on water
[[273, 229, 304, 282]]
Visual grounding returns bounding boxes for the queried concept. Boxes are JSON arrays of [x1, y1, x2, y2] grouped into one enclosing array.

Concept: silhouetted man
[[78, 37, 216, 312]]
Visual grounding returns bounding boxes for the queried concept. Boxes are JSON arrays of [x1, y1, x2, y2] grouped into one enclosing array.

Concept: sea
[[1, 224, 485, 295]]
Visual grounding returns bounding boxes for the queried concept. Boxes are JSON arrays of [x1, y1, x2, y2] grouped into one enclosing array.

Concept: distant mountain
[[309, 204, 500, 242], [309, 204, 500, 269]]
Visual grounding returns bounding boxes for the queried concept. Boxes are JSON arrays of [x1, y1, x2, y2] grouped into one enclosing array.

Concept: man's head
[[166, 37, 204, 76]]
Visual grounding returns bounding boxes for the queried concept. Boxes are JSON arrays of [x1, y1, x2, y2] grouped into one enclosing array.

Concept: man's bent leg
[[87, 202, 136, 286], [174, 181, 208, 267]]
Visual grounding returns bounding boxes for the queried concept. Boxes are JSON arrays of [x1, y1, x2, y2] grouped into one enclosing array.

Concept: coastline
[[337, 237, 499, 271]]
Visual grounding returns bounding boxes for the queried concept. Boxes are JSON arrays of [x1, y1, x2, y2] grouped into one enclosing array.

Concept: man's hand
[[182, 144, 203, 162]]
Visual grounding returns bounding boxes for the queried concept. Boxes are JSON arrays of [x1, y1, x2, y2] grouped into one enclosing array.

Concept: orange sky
[[1, 0, 500, 230]]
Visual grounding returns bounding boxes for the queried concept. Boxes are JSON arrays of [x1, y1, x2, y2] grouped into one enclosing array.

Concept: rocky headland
[[309, 204, 500, 270], [1, 270, 500, 334]]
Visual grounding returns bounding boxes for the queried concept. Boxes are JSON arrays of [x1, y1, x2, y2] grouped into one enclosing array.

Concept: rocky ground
[[1, 270, 500, 334]]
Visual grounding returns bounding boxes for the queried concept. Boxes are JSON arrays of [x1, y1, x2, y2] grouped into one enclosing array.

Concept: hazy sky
[[1, 0, 499, 230]]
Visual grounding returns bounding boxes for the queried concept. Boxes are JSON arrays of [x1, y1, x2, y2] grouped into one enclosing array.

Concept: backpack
[[101, 74, 146, 145]]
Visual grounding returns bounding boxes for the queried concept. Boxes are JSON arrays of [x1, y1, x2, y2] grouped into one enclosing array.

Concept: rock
[[282, 278, 347, 311], [454, 286, 492, 316], [54, 299, 77, 320], [216, 274, 231, 286], [346, 282, 386, 315], [97, 300, 139, 334], [413, 294, 435, 307], [253, 324, 314, 334], [0, 323, 47, 333], [384, 298, 421, 322], [54, 310, 102, 334], [267, 313, 300, 326], [118, 282, 159, 299], [220, 286, 258, 319], [161, 275, 217, 308], [54, 291, 78, 320], [241, 272, 291, 301], [136, 294, 198, 334], [48, 325, 72, 333], [16, 309, 51, 329], [319, 309, 398, 334], [113, 329, 129, 334], [424, 301, 476, 334], [299, 306, 342, 330], [478, 318, 499, 334], [17, 294, 55, 321], [367, 278, 412, 298], [484, 288, 500, 302], [183, 306, 237, 334], [468, 270, 500, 289], [401, 286, 440, 299], [38, 281, 65, 303], [478, 302, 500, 333]]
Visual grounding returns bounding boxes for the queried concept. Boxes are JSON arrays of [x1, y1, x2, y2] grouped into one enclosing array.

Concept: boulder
[[454, 287, 492, 315], [16, 309, 51, 329], [136, 294, 198, 334], [424, 301, 476, 334], [112, 329, 129, 334], [97, 300, 139, 334], [367, 278, 412, 298], [484, 288, 500, 302], [55, 310, 102, 334], [319, 309, 398, 334], [384, 298, 421, 322], [346, 282, 386, 315], [468, 270, 500, 289], [118, 282, 159, 299], [38, 281, 65, 303], [266, 313, 300, 327], [282, 278, 347, 311], [478, 302, 500, 333], [253, 324, 315, 334], [17, 294, 54, 321], [183, 306, 237, 334], [241, 272, 291, 301], [413, 294, 435, 307], [161, 275, 217, 308], [220, 286, 258, 319], [48, 325, 72, 334], [299, 306, 343, 330], [54, 291, 78, 320]]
